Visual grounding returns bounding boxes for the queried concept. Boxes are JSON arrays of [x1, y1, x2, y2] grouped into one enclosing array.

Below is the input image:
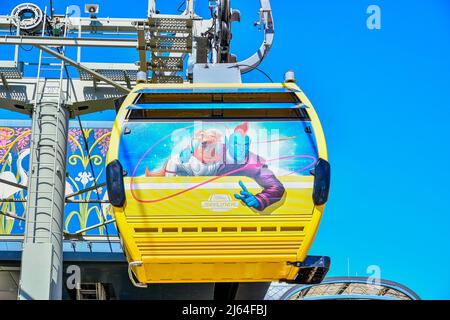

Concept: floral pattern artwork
[[0, 121, 116, 236]]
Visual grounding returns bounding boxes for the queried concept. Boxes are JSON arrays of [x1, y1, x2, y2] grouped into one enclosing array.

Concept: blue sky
[[1, 0, 450, 299]]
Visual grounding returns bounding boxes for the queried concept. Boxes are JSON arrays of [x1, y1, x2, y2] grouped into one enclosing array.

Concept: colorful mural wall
[[0, 120, 116, 236]]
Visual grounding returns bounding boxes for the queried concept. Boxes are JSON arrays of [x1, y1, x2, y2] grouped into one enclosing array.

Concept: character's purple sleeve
[[250, 164, 286, 211]]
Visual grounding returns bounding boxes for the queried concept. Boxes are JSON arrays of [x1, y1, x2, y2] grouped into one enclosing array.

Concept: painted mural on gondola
[[120, 120, 319, 215], [0, 120, 116, 235]]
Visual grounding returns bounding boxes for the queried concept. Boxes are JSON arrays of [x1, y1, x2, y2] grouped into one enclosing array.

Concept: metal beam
[[0, 210, 26, 222], [148, 0, 156, 16], [36, 45, 131, 94], [0, 78, 124, 117], [185, 0, 195, 16], [1, 15, 208, 33], [0, 72, 9, 90], [0, 178, 27, 190], [66, 200, 110, 204], [67, 219, 117, 237], [0, 234, 121, 242], [0, 198, 26, 202], [65, 182, 107, 200], [0, 15, 207, 34], [237, 0, 274, 74], [0, 99, 31, 115], [0, 35, 137, 48], [337, 282, 350, 295], [70, 94, 126, 117], [64, 17, 145, 32], [137, 26, 148, 73]]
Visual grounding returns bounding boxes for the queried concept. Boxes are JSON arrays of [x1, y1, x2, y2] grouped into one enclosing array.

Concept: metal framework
[[0, 0, 274, 300], [264, 277, 421, 300]]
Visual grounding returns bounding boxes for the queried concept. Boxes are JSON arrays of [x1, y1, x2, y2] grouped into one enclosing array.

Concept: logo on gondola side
[[201, 194, 239, 212]]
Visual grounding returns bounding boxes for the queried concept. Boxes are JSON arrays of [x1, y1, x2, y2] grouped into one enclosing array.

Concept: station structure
[[265, 277, 420, 300]]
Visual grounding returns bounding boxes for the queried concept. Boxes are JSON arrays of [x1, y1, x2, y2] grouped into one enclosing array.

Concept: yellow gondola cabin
[[106, 82, 331, 287]]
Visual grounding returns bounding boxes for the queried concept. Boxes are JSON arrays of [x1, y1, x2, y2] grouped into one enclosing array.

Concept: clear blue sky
[[1, 0, 450, 299]]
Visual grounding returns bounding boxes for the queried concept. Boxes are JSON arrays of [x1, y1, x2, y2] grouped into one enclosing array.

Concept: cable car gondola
[[106, 82, 331, 287]]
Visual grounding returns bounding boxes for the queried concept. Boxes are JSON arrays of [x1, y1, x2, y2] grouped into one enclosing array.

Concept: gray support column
[[19, 83, 69, 300]]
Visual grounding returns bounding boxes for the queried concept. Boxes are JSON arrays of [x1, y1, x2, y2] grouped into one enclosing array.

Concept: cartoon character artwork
[[146, 128, 224, 177], [145, 122, 286, 211], [221, 123, 286, 211]]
